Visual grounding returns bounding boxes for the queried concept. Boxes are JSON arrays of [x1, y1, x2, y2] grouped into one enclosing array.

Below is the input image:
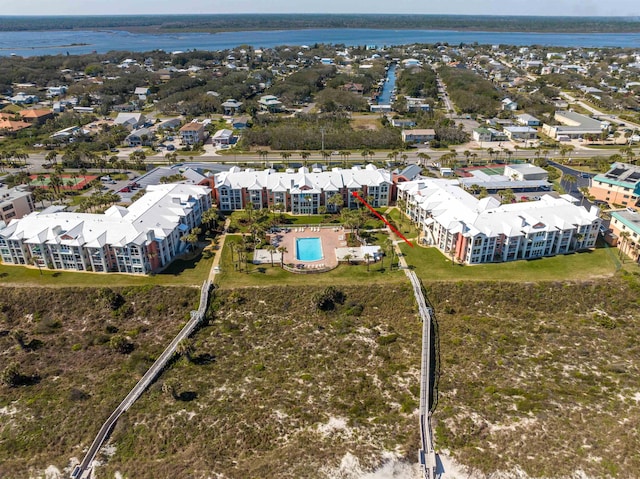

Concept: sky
[[3, 0, 640, 17]]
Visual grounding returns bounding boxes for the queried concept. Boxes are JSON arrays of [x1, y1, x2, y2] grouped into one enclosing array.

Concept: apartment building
[[398, 178, 600, 265], [610, 209, 640, 262], [0, 186, 35, 223], [213, 165, 394, 214], [589, 162, 640, 209], [0, 184, 211, 274]]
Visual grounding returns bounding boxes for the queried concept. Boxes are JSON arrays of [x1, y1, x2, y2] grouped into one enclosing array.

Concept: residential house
[[179, 122, 207, 145], [221, 99, 242, 116], [398, 178, 600, 265], [114, 112, 146, 131], [47, 86, 67, 98], [503, 126, 538, 141], [0, 184, 212, 274], [589, 162, 640, 209], [19, 109, 54, 124], [340, 82, 364, 94], [515, 113, 541, 126], [0, 186, 35, 223], [125, 128, 153, 147], [258, 95, 283, 112], [231, 116, 250, 130], [391, 118, 417, 128], [472, 127, 493, 143], [401, 129, 436, 144], [212, 129, 234, 145], [501, 98, 518, 111], [156, 118, 182, 131], [406, 97, 431, 112], [10, 93, 38, 105], [0, 115, 32, 133], [134, 87, 150, 101]]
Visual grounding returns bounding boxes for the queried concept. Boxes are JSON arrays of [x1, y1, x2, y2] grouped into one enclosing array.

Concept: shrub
[[376, 333, 399, 346], [109, 334, 134, 354], [313, 286, 346, 311]]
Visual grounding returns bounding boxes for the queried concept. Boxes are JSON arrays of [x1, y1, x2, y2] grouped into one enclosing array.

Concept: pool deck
[[267, 226, 346, 269]]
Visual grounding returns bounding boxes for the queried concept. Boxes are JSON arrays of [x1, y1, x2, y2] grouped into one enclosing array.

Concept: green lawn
[[215, 234, 405, 288], [399, 243, 621, 282], [0, 250, 213, 287], [386, 208, 420, 239]]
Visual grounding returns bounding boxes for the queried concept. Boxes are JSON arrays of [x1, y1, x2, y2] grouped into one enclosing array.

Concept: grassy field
[[0, 249, 213, 287], [385, 208, 420, 239], [428, 275, 640, 477], [2, 273, 640, 477], [399, 242, 621, 282], [0, 286, 200, 477], [100, 284, 422, 478]]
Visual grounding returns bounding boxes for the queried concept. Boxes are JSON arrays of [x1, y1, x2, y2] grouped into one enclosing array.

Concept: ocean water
[[1, 28, 640, 57]]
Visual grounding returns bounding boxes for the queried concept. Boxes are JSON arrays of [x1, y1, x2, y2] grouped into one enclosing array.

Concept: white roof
[[1, 184, 210, 248], [214, 165, 391, 192], [399, 178, 598, 238]]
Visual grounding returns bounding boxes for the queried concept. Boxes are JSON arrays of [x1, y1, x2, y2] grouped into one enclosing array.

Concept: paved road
[[560, 92, 640, 130]]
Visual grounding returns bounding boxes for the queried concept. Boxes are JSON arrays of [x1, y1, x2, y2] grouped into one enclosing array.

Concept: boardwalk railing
[[71, 280, 212, 479], [406, 270, 438, 479]]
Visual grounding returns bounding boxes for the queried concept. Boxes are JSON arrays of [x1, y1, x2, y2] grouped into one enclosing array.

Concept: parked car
[[167, 144, 176, 151], [119, 187, 131, 193]]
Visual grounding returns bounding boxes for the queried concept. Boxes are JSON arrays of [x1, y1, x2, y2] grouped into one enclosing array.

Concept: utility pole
[[320, 127, 325, 152]]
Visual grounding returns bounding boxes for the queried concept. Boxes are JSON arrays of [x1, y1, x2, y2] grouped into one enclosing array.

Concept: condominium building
[[610, 209, 640, 262], [213, 165, 394, 214], [0, 186, 35, 223], [0, 184, 211, 274], [589, 162, 640, 209], [398, 178, 600, 265]]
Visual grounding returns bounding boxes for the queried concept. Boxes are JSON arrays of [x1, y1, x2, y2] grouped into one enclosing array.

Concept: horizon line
[[0, 13, 639, 18]]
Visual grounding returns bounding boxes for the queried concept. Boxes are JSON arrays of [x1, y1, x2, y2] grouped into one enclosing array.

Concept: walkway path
[[387, 224, 438, 478], [71, 280, 213, 479], [208, 218, 231, 283]]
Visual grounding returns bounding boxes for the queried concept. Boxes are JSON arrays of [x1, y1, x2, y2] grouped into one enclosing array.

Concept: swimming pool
[[296, 237, 323, 262]]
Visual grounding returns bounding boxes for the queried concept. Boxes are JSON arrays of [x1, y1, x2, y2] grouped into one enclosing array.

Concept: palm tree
[[328, 193, 344, 213], [563, 174, 577, 193], [385, 238, 395, 272], [499, 188, 515, 204], [619, 231, 631, 260], [277, 246, 287, 268], [265, 244, 276, 267], [363, 252, 372, 272], [417, 152, 431, 166], [280, 151, 291, 167], [340, 150, 351, 168], [299, 151, 310, 167]]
